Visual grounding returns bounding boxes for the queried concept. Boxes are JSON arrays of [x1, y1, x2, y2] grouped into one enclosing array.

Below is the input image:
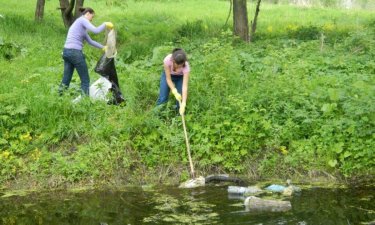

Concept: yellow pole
[[179, 104, 195, 179]]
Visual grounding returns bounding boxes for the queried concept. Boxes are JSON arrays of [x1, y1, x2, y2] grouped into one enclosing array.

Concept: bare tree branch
[[250, 0, 262, 42], [224, 0, 232, 27]]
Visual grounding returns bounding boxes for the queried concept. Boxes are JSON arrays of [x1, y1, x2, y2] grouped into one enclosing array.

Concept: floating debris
[[244, 196, 292, 212]]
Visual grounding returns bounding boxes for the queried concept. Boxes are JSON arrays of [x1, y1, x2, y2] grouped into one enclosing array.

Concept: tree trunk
[[35, 0, 45, 22], [249, 0, 262, 42], [59, 0, 75, 28], [74, 0, 85, 18], [58, 0, 84, 28], [233, 0, 249, 42]]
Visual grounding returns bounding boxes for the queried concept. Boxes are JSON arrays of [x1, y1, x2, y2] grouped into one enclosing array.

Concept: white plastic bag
[[90, 77, 112, 101], [72, 77, 112, 103]]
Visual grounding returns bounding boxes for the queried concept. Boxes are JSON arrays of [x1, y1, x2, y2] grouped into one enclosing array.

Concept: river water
[[0, 185, 374, 225]]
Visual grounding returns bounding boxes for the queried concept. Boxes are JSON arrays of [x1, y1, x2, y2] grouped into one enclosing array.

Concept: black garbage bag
[[108, 82, 125, 105], [95, 54, 119, 86], [94, 53, 124, 105]]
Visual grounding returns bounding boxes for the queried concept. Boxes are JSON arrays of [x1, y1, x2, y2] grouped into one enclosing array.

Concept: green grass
[[0, 0, 374, 188]]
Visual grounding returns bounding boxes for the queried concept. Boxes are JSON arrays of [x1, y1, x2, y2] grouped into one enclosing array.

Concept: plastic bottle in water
[[227, 186, 250, 194]]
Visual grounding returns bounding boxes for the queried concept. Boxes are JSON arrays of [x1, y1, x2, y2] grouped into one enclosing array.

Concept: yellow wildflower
[[280, 146, 288, 155], [20, 132, 32, 141], [31, 148, 41, 161], [286, 24, 298, 32], [1, 150, 10, 159], [323, 23, 334, 32]]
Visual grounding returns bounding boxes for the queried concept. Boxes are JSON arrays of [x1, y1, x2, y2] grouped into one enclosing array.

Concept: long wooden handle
[[181, 113, 195, 178]]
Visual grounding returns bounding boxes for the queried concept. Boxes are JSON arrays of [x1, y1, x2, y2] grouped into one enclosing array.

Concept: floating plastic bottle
[[228, 186, 249, 194], [227, 186, 262, 195], [265, 184, 286, 192]]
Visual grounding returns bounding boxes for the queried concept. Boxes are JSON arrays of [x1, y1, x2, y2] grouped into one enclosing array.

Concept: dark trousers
[[60, 48, 90, 95], [156, 71, 183, 108]]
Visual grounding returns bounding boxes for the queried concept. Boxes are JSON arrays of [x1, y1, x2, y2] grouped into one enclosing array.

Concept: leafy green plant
[[287, 25, 321, 40], [0, 40, 22, 60], [176, 20, 205, 39]]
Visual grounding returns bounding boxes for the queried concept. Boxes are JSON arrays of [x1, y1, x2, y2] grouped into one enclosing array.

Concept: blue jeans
[[157, 71, 183, 108], [60, 48, 90, 95]]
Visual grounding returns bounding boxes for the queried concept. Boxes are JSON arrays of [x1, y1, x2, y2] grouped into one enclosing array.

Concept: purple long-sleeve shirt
[[64, 16, 106, 50]]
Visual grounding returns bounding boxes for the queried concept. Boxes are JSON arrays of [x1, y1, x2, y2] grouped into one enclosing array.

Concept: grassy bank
[[0, 0, 374, 189]]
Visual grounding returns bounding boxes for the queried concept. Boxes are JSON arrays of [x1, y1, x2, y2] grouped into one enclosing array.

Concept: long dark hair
[[79, 7, 95, 15], [172, 48, 187, 67]]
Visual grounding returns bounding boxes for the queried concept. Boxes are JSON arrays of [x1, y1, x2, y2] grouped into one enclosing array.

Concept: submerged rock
[[244, 196, 292, 212]]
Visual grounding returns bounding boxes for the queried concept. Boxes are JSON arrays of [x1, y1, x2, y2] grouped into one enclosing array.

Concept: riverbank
[[2, 165, 374, 192], [1, 0, 374, 189]]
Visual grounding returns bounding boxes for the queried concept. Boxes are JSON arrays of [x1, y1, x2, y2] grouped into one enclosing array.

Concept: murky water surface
[[0, 185, 374, 225]]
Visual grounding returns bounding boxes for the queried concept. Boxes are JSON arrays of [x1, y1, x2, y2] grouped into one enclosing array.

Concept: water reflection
[[0, 186, 374, 225], [143, 193, 219, 224]]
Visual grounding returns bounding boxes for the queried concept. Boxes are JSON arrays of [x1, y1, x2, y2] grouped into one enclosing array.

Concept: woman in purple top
[[59, 7, 113, 95], [156, 48, 190, 115]]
